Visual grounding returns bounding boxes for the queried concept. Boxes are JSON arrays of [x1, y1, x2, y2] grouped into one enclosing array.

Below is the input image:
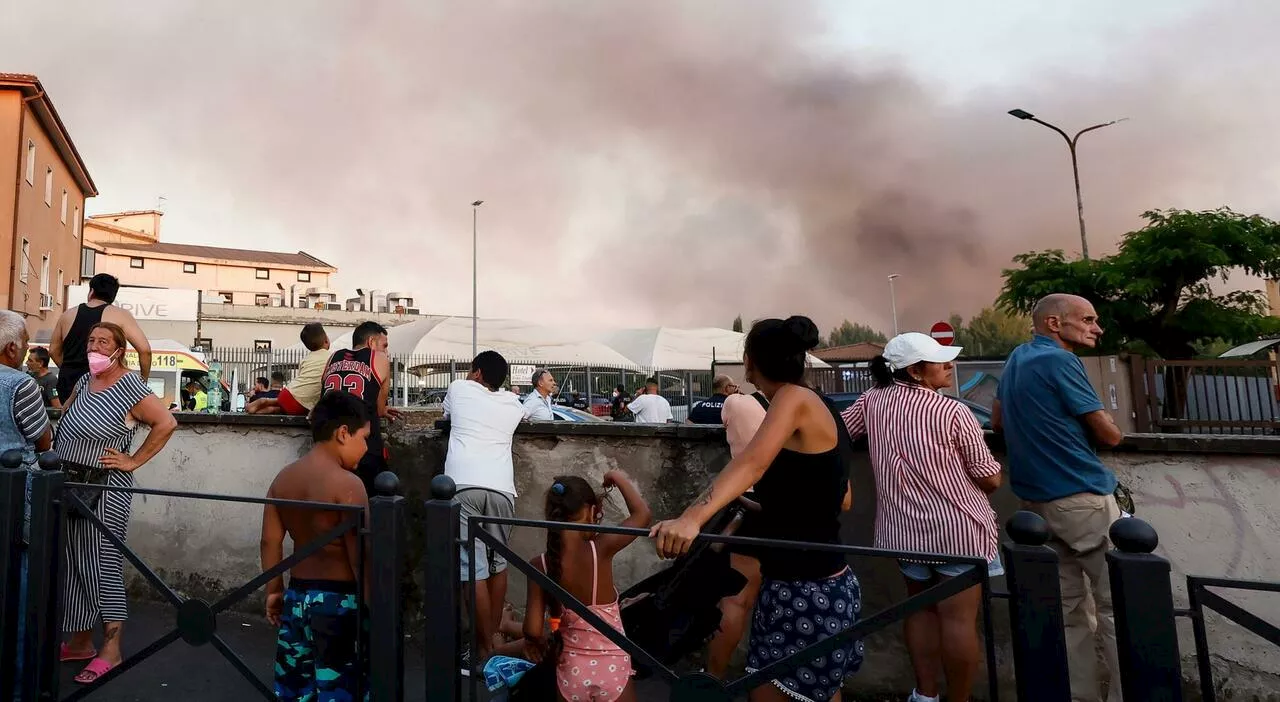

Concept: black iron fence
[[0, 452, 409, 702], [5, 453, 1275, 701]]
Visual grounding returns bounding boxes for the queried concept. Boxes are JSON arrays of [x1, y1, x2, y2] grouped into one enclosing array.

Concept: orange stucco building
[[0, 73, 97, 336]]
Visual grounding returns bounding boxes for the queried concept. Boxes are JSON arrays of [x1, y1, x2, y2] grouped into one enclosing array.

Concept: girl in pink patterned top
[[522, 472, 652, 701]]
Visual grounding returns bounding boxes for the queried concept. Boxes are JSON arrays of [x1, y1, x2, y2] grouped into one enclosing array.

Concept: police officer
[[687, 374, 737, 424]]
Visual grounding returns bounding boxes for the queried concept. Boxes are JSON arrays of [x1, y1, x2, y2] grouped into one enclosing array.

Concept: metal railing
[[205, 346, 715, 411], [1130, 356, 1280, 435], [1187, 576, 1280, 702], [0, 453, 409, 702]]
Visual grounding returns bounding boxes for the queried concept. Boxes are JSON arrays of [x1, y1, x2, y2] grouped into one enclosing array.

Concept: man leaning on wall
[[993, 293, 1125, 702]]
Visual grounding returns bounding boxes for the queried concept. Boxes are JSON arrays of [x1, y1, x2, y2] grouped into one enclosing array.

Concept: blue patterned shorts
[[746, 568, 864, 702]]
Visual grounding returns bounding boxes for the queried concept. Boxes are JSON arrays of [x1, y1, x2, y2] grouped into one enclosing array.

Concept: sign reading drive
[[930, 321, 955, 346], [66, 285, 199, 322]]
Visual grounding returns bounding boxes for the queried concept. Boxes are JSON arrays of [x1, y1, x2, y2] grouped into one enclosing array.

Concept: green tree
[[958, 307, 1031, 357], [732, 315, 744, 333], [823, 320, 888, 348], [999, 208, 1280, 359]]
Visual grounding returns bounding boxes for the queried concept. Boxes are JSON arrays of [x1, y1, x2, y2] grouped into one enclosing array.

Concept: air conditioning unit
[[38, 293, 54, 311]]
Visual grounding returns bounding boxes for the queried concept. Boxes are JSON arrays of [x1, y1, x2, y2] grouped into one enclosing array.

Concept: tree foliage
[[999, 208, 1280, 359], [822, 320, 888, 348], [732, 315, 744, 333], [952, 307, 1031, 357]]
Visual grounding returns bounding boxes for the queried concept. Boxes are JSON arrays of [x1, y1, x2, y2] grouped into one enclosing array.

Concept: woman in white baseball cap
[[841, 332, 1002, 702]]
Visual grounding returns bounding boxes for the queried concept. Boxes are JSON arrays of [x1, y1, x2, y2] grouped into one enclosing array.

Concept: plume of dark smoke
[[3, 0, 1278, 333]]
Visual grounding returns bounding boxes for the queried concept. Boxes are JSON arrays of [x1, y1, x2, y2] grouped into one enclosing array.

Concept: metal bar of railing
[[61, 481, 365, 510], [1195, 589, 1280, 644]]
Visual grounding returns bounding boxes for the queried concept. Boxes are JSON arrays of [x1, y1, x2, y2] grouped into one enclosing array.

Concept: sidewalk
[[48, 599, 676, 701]]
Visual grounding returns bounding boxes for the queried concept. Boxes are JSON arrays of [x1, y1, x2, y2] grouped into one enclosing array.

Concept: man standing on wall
[[323, 321, 397, 493], [441, 351, 525, 668], [993, 293, 1124, 702], [49, 274, 151, 404]]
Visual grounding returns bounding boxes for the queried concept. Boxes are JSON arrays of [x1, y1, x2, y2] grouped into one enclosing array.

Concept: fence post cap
[[1006, 510, 1050, 546], [37, 450, 61, 471], [0, 449, 22, 469], [429, 474, 457, 500], [373, 470, 400, 497], [1110, 517, 1159, 554]]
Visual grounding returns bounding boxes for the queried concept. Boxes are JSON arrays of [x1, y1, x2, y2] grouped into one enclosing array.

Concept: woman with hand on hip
[[842, 333, 1003, 702], [55, 322, 177, 685], [651, 316, 861, 702]]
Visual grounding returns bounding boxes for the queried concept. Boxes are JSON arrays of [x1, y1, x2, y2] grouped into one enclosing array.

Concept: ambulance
[[27, 339, 229, 409]]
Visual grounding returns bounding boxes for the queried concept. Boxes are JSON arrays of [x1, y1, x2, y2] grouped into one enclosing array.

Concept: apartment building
[[0, 73, 97, 334], [82, 210, 337, 307]]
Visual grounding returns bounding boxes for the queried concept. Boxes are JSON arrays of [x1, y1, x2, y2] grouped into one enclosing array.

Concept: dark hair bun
[[783, 316, 821, 353]]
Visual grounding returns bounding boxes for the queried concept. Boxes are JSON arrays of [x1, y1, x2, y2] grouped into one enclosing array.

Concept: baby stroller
[[619, 496, 760, 675]]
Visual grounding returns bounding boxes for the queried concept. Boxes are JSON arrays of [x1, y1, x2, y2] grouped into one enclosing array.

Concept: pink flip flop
[[73, 657, 115, 685], [59, 643, 97, 662]]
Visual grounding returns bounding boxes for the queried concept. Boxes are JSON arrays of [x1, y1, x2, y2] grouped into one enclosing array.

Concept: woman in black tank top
[[650, 317, 862, 702]]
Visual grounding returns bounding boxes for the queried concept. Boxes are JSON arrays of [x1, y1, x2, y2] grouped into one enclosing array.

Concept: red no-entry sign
[[930, 321, 955, 346]]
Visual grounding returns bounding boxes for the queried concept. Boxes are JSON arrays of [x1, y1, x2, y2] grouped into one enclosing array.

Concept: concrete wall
[[111, 415, 1280, 699]]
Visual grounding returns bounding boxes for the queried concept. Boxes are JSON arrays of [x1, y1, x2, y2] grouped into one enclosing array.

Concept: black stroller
[[618, 497, 760, 674]]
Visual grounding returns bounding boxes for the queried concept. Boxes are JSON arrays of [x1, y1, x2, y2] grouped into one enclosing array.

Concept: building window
[[183, 262, 197, 274], [60, 190, 68, 224], [20, 240, 29, 284], [73, 206, 81, 238], [297, 271, 311, 283], [44, 168, 53, 206], [255, 268, 270, 280], [25, 141, 35, 185], [80, 247, 95, 278], [56, 269, 63, 303], [129, 257, 145, 269], [40, 255, 49, 296], [254, 293, 270, 306], [218, 291, 233, 304], [254, 340, 272, 352]]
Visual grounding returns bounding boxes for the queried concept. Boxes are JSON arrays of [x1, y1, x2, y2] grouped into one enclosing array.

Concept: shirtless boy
[[260, 390, 371, 700]]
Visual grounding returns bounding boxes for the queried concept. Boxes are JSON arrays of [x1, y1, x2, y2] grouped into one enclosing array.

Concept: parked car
[[825, 391, 993, 430], [550, 405, 605, 422]]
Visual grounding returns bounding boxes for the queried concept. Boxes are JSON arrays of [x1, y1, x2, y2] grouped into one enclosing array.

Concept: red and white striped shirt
[[842, 382, 1001, 562]]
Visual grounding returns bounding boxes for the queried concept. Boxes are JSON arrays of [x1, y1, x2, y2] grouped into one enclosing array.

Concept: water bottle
[[206, 361, 223, 414]]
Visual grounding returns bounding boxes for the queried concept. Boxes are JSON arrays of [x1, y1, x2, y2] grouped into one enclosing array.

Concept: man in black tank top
[[49, 274, 151, 404], [323, 321, 397, 492]]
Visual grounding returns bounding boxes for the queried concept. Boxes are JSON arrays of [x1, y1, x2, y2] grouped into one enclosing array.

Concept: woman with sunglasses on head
[[651, 316, 860, 702]]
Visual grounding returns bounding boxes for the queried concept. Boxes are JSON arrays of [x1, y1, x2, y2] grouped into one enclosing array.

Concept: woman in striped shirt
[[54, 322, 177, 685], [841, 332, 1002, 702]]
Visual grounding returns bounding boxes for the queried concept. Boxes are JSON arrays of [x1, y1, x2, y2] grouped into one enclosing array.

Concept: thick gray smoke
[[3, 1, 1279, 333]]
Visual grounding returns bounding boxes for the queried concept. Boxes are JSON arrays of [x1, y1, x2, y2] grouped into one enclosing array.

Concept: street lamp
[[887, 274, 900, 336], [471, 200, 483, 359], [1007, 108, 1127, 260]]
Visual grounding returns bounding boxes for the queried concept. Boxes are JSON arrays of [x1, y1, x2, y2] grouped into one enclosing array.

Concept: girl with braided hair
[[522, 471, 651, 701]]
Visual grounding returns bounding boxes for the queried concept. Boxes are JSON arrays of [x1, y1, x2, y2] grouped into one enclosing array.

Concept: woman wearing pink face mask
[[53, 322, 177, 685]]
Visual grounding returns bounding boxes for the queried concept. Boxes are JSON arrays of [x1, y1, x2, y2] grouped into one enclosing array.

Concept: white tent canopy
[[288, 317, 828, 370]]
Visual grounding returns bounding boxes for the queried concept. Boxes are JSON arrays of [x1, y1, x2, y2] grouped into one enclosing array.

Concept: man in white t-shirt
[[521, 368, 556, 421], [628, 377, 673, 423], [441, 350, 525, 664]]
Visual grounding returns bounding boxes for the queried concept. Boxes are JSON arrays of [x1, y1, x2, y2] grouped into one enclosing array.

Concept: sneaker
[[908, 691, 939, 702]]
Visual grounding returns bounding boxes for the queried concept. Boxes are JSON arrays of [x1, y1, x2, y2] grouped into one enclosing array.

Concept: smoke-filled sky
[[4, 0, 1279, 334]]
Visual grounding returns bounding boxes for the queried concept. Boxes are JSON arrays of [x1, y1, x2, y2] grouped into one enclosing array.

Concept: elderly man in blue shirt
[[993, 293, 1124, 702], [521, 368, 556, 421]]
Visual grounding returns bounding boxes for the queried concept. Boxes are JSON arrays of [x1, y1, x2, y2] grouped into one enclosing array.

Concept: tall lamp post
[[1007, 108, 1126, 260], [887, 273, 900, 336], [471, 200, 483, 359]]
